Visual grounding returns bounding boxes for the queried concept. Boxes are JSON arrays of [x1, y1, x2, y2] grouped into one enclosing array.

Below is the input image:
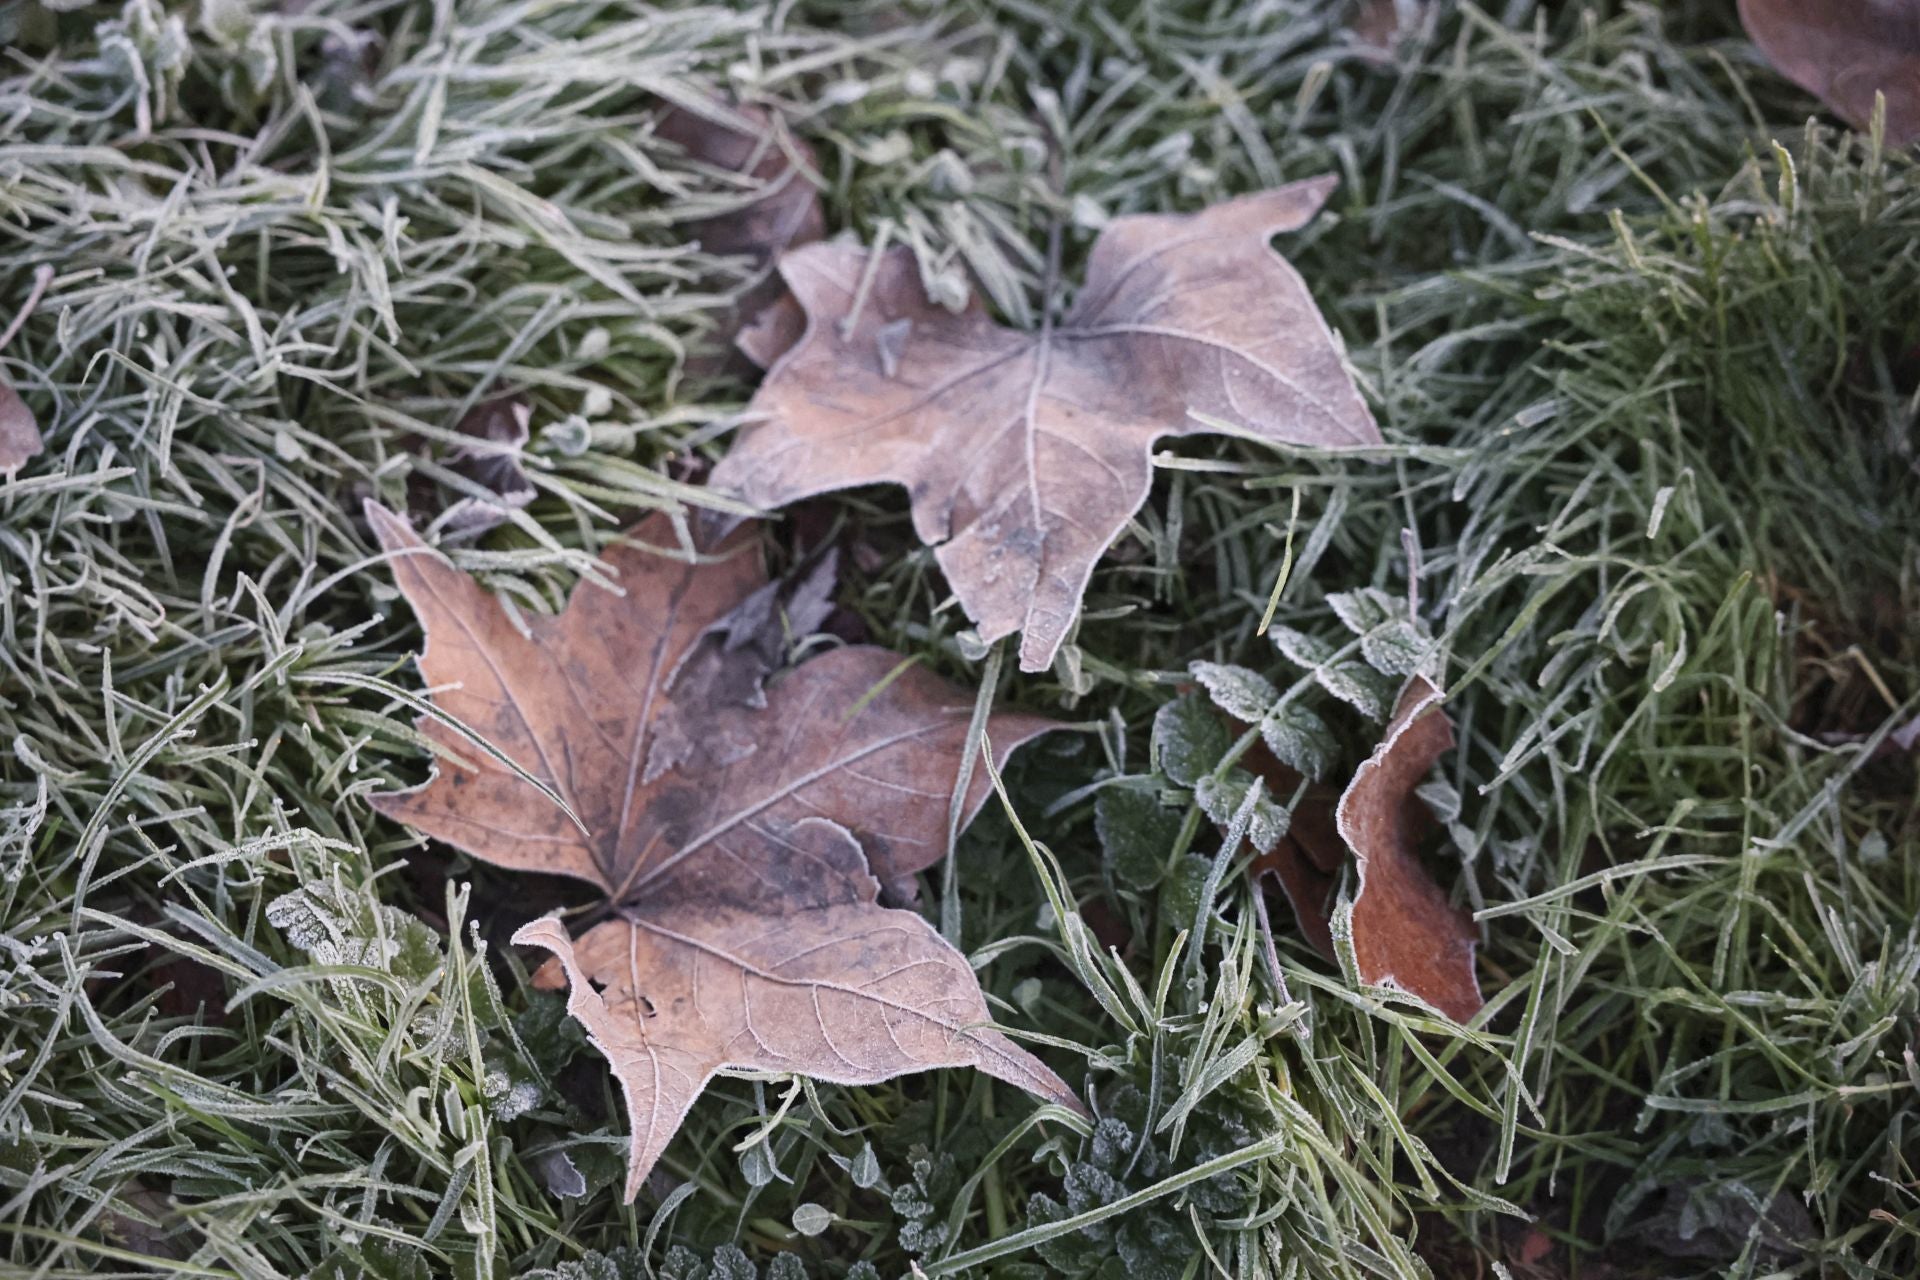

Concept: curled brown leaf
[[1237, 678, 1483, 1021], [1335, 676, 1483, 1021]]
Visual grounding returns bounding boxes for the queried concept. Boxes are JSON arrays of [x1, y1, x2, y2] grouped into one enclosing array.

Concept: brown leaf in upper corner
[[363, 504, 1076, 1199], [1739, 0, 1920, 146], [1335, 676, 1482, 1021], [713, 177, 1381, 673], [657, 100, 825, 366], [0, 378, 41, 474]]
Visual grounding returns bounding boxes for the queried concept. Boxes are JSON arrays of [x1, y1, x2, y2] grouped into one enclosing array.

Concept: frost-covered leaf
[[309, 1228, 435, 1280], [1062, 1161, 1121, 1224], [534, 1149, 587, 1200], [766, 1256, 809, 1280], [1259, 702, 1337, 782], [1087, 1116, 1137, 1173], [1190, 660, 1277, 722], [1117, 1212, 1192, 1280], [366, 505, 1078, 1200], [1029, 1192, 1107, 1273], [849, 1141, 882, 1189], [1320, 662, 1396, 720], [1151, 695, 1231, 787], [1326, 586, 1399, 636], [266, 881, 442, 983], [1327, 588, 1430, 676], [1158, 854, 1214, 928], [514, 989, 584, 1077], [659, 1246, 707, 1280], [1361, 621, 1428, 677], [707, 1246, 755, 1280], [738, 1138, 777, 1188], [1095, 781, 1182, 890], [481, 1049, 542, 1122], [1268, 626, 1394, 719], [716, 179, 1381, 671], [1194, 772, 1290, 852], [893, 1145, 958, 1256]]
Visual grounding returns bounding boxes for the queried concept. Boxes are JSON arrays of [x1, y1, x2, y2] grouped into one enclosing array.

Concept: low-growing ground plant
[[1, 2, 1915, 1278]]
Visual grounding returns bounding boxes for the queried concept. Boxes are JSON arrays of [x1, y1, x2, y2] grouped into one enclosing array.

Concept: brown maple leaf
[[1739, 0, 1920, 146], [713, 177, 1382, 673], [362, 503, 1078, 1199], [657, 100, 825, 365], [1334, 676, 1482, 1022]]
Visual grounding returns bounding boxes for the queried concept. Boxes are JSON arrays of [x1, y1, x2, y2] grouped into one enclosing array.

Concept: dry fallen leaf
[[1349, 0, 1428, 58], [0, 379, 39, 474], [1335, 676, 1482, 1021], [364, 503, 1077, 1198], [638, 544, 839, 786], [736, 289, 809, 371], [0, 270, 51, 475], [437, 393, 537, 538], [1235, 678, 1481, 1020], [715, 179, 1379, 673], [102, 1179, 188, 1261], [657, 100, 825, 365], [1739, 0, 1920, 145], [1243, 746, 1343, 962], [0, 265, 52, 474]]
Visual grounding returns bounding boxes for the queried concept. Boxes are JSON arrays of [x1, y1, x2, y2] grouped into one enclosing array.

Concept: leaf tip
[[510, 914, 571, 954], [362, 499, 419, 554], [1289, 171, 1341, 213], [968, 1028, 1087, 1118]]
